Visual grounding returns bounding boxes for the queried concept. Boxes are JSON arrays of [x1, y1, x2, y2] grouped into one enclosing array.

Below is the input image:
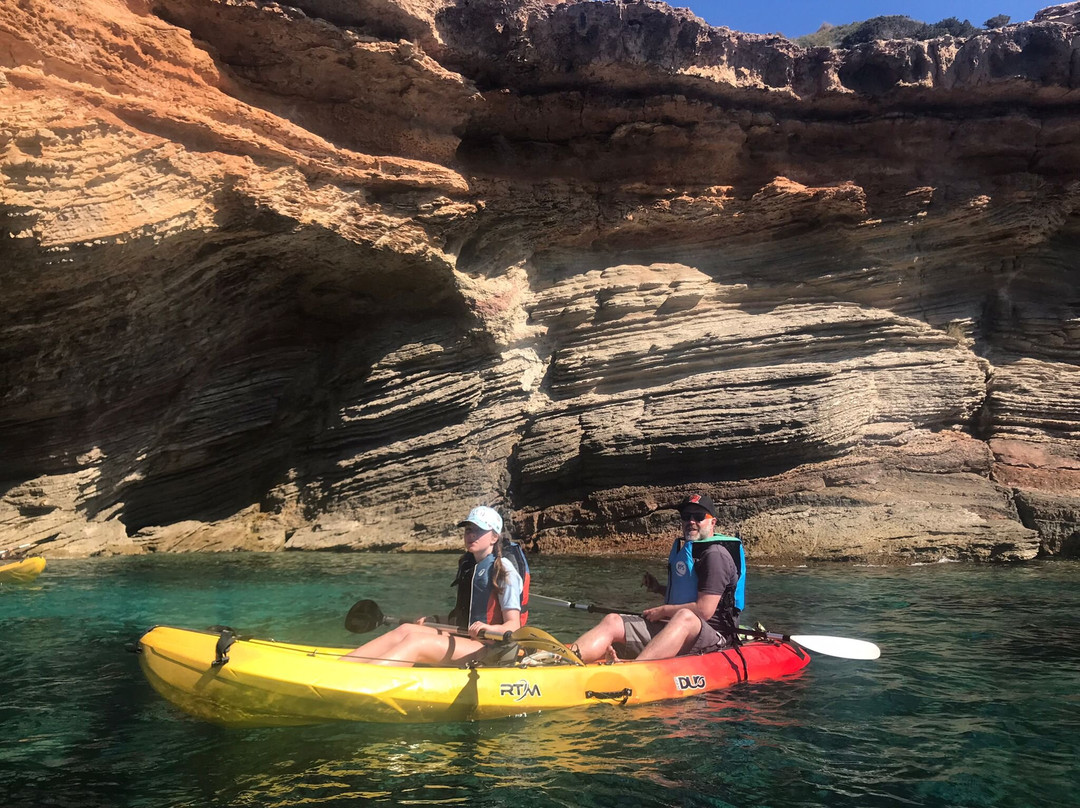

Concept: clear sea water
[[1, 553, 1078, 808]]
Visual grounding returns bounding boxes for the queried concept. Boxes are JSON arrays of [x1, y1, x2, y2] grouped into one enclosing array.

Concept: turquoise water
[[2, 553, 1078, 808]]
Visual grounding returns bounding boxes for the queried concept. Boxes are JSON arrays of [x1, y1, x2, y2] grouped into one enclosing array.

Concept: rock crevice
[[3, 0, 1080, 561]]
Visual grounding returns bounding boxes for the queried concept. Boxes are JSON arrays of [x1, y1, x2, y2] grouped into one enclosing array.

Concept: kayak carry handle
[[585, 688, 632, 705], [211, 627, 237, 667]]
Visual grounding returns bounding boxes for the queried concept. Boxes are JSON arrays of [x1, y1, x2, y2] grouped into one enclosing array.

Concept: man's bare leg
[[571, 613, 628, 663], [635, 609, 700, 661]]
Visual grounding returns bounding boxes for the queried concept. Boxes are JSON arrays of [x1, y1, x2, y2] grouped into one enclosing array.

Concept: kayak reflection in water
[[571, 493, 743, 663], [343, 506, 524, 667]]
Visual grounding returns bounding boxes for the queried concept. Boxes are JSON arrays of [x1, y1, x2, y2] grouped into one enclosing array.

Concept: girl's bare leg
[[343, 624, 487, 667], [343, 623, 437, 663]]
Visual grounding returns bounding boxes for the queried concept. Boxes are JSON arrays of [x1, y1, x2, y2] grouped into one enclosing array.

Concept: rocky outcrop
[[2, 0, 1079, 562]]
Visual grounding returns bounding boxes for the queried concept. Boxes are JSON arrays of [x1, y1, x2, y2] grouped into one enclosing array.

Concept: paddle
[[736, 629, 881, 660], [344, 599, 505, 638], [344, 599, 585, 665], [530, 594, 881, 660], [0, 542, 34, 561]]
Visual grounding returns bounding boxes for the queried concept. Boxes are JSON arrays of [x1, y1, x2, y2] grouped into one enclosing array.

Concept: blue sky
[[674, 1, 1051, 38]]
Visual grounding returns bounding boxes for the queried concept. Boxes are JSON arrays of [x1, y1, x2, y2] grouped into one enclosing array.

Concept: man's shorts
[[613, 612, 729, 659]]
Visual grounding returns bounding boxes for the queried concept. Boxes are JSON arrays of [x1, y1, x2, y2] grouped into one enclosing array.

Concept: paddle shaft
[[529, 594, 881, 660], [387, 616, 513, 643], [345, 598, 513, 639], [530, 594, 618, 614], [533, 597, 850, 644], [736, 628, 796, 644], [345, 598, 585, 665]]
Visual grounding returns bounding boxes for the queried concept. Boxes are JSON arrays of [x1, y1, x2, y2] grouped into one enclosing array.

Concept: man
[[571, 493, 742, 662]]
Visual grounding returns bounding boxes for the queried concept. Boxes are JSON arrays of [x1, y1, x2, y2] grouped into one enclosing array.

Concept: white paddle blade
[[789, 634, 881, 660]]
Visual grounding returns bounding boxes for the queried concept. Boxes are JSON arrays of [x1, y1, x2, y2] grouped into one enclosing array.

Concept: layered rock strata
[[2, 0, 1079, 562]]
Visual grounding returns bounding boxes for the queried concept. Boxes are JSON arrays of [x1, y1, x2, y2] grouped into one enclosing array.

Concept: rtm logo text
[[500, 680, 541, 701], [674, 675, 706, 691]]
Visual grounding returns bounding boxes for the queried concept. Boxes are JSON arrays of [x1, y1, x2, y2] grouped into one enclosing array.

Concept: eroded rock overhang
[[2, 0, 1079, 561]]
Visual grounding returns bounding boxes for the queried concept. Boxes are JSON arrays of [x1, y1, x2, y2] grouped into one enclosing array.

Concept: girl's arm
[[469, 608, 521, 638]]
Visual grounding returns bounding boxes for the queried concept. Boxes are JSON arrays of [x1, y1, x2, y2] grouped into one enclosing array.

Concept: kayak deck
[[137, 625, 810, 726], [0, 556, 46, 584]]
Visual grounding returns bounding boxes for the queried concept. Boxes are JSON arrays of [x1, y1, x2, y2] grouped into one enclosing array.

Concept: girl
[[343, 507, 523, 667]]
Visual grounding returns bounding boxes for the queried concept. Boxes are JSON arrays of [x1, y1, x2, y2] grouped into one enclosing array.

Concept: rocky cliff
[[3, 0, 1079, 561]]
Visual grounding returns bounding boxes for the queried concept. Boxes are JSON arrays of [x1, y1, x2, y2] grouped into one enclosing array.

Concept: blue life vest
[[665, 534, 746, 612], [449, 540, 531, 629]]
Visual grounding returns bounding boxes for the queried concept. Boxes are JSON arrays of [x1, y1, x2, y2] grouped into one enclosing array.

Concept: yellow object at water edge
[[136, 624, 810, 726], [0, 556, 46, 584]]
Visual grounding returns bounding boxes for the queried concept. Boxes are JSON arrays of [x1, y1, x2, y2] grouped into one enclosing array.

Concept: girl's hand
[[468, 621, 489, 639]]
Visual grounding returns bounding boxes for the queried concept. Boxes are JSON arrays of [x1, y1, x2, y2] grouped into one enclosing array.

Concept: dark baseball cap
[[678, 493, 718, 518]]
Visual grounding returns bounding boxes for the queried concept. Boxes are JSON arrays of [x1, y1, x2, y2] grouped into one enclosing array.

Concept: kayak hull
[[137, 625, 810, 726], [0, 556, 46, 584]]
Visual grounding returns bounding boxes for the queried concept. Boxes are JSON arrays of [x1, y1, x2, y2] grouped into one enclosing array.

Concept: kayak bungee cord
[[194, 625, 576, 669]]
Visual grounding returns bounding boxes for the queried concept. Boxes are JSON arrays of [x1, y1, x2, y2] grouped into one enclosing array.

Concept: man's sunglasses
[[680, 511, 711, 522]]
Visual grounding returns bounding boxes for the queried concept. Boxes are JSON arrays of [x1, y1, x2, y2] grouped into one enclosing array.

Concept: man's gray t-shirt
[[691, 541, 739, 635]]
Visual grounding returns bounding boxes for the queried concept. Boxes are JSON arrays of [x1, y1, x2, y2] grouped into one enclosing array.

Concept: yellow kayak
[[137, 625, 810, 726], [0, 556, 46, 584]]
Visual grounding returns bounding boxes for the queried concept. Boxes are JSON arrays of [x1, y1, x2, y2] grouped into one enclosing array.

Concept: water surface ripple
[[1, 554, 1077, 807]]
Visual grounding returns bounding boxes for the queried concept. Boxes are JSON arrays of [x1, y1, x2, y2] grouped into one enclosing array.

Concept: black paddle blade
[[344, 600, 385, 634]]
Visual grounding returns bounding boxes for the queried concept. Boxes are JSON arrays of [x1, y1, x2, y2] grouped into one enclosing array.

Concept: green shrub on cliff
[[838, 14, 933, 45], [796, 22, 861, 48], [795, 14, 998, 48]]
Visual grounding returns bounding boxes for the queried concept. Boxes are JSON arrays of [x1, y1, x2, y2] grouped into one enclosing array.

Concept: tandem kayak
[[136, 625, 810, 726], [0, 556, 46, 584]]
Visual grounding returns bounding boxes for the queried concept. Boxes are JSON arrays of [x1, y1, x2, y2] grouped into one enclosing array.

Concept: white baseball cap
[[458, 506, 503, 534]]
